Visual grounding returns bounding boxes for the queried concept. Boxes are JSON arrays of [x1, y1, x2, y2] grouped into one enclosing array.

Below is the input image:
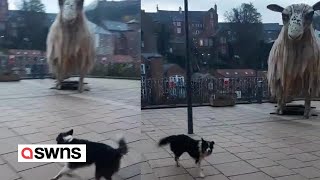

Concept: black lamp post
[[184, 0, 193, 134]]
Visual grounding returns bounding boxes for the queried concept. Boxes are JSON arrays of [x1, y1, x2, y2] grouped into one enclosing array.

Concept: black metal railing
[[0, 55, 140, 79], [0, 55, 49, 78], [141, 77, 270, 108]]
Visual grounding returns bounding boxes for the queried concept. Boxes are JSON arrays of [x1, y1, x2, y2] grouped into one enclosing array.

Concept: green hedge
[[90, 63, 139, 78]]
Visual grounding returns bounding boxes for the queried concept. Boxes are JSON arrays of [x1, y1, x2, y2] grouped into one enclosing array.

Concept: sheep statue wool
[[46, 0, 95, 92], [267, 2, 320, 118]]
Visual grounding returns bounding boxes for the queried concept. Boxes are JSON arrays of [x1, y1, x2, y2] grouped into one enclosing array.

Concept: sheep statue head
[[267, 2, 320, 41], [58, 0, 84, 23]]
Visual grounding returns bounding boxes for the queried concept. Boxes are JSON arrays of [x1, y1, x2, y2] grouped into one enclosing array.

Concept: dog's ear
[[67, 129, 74, 135], [201, 138, 204, 142], [211, 141, 215, 145]]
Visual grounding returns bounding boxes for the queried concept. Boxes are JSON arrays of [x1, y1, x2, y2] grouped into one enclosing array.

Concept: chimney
[[179, 6, 182, 14], [156, 4, 159, 12], [214, 4, 217, 13]]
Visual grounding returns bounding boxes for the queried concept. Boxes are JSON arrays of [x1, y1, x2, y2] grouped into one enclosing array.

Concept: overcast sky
[[141, 0, 320, 24], [7, 0, 320, 23], [8, 0, 97, 13]]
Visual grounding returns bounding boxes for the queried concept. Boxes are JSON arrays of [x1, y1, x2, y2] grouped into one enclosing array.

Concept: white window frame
[[141, 64, 145, 74], [199, 39, 204, 46], [177, 28, 181, 34]]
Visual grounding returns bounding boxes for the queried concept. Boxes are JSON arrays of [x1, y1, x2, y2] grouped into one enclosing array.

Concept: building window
[[209, 39, 213, 46], [0, 23, 5, 31], [204, 39, 208, 46], [220, 37, 226, 44], [210, 12, 214, 18], [173, 22, 176, 26], [141, 64, 145, 75], [95, 34, 99, 48], [199, 39, 204, 46], [195, 30, 199, 34], [177, 28, 181, 34], [177, 22, 181, 26], [141, 41, 144, 48]]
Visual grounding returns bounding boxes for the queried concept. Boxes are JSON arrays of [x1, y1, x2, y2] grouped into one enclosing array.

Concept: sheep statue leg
[[277, 98, 285, 115], [56, 78, 63, 90], [55, 64, 63, 90], [78, 60, 86, 93], [276, 86, 285, 115], [78, 73, 84, 93], [304, 90, 311, 119]]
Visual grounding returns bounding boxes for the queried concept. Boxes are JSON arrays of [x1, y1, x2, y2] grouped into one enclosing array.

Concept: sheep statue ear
[[267, 4, 284, 12], [59, 0, 64, 6], [313, 1, 320, 11]]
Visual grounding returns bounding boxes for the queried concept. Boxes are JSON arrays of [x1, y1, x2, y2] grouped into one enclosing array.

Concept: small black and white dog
[[159, 134, 215, 178], [51, 129, 128, 180]]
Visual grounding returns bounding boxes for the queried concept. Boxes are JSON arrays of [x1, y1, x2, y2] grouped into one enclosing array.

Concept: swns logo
[[18, 144, 86, 162]]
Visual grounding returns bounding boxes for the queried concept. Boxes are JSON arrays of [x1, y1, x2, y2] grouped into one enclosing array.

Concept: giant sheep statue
[[267, 2, 320, 118], [47, 0, 95, 92]]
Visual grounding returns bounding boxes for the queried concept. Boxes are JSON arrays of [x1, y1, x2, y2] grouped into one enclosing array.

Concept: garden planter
[[210, 94, 235, 107], [0, 73, 21, 82], [269, 96, 293, 103]]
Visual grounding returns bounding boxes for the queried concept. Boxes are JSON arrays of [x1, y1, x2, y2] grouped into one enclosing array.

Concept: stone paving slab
[[0, 78, 140, 180], [142, 102, 320, 179]]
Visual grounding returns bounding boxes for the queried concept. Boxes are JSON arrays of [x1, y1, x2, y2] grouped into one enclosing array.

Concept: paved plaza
[[142, 102, 320, 180], [0, 78, 140, 180], [2, 78, 320, 180]]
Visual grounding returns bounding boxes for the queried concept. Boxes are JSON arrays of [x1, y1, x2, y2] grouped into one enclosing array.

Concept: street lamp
[[184, 0, 193, 134]]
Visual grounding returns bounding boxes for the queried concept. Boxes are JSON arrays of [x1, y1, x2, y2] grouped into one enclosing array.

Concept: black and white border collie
[[159, 134, 215, 178], [51, 129, 128, 180]]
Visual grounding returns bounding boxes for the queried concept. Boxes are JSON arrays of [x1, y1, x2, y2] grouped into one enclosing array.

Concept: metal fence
[[0, 55, 140, 79], [141, 77, 270, 108], [0, 55, 49, 78]]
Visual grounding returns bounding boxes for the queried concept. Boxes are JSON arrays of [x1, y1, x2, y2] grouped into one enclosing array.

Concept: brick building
[[0, 0, 8, 46], [141, 10, 158, 54], [146, 5, 219, 57], [88, 21, 115, 56], [262, 23, 282, 43], [85, 0, 140, 62]]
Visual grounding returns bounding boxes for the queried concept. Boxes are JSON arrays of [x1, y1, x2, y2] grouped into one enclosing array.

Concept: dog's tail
[[158, 135, 176, 146], [117, 135, 128, 156]]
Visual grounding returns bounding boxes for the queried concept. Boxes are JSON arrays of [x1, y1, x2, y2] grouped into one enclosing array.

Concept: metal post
[[184, 0, 193, 134], [257, 80, 262, 104]]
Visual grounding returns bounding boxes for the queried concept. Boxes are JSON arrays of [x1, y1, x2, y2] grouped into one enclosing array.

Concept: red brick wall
[[166, 65, 186, 78], [150, 57, 163, 80], [141, 11, 158, 53], [0, 0, 8, 22], [149, 57, 163, 102]]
